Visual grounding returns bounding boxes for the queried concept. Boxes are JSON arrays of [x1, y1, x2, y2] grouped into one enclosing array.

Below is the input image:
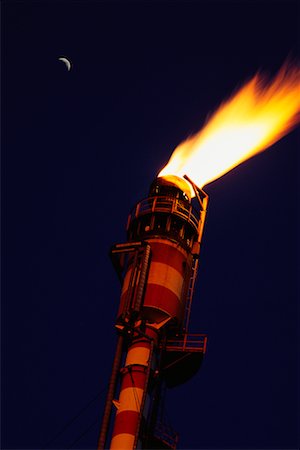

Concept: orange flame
[[159, 63, 300, 190]]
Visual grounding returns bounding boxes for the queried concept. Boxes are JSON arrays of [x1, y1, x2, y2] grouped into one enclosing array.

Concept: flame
[[159, 63, 300, 190]]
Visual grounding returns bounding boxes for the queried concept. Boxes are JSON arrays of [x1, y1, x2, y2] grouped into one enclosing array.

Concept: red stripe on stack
[[143, 284, 183, 319], [112, 410, 140, 435], [117, 239, 191, 323], [149, 242, 187, 276], [122, 369, 147, 390]]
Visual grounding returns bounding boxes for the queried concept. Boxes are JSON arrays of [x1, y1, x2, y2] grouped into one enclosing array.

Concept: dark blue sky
[[2, 1, 299, 449]]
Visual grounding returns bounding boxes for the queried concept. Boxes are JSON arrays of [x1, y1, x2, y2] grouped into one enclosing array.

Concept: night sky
[[2, 1, 299, 449]]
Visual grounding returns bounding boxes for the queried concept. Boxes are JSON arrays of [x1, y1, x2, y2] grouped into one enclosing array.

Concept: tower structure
[[98, 175, 208, 450]]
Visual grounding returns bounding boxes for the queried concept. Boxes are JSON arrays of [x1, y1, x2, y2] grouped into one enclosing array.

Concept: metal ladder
[[183, 256, 199, 332]]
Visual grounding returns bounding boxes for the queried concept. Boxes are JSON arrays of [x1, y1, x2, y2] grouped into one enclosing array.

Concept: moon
[[58, 57, 71, 71]]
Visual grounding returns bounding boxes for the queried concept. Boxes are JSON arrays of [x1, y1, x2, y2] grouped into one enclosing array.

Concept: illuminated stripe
[[116, 387, 144, 413], [121, 241, 187, 295], [148, 262, 183, 297], [130, 340, 151, 350], [120, 261, 183, 317], [149, 241, 189, 275], [125, 346, 150, 367], [122, 263, 183, 299], [119, 238, 189, 321], [110, 432, 136, 449]]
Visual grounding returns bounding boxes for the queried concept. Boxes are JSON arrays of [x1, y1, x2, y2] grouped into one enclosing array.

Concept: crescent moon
[[58, 57, 71, 71]]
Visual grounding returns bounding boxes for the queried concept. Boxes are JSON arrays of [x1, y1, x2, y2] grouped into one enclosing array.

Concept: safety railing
[[129, 196, 201, 230], [165, 333, 208, 353], [154, 422, 179, 449]]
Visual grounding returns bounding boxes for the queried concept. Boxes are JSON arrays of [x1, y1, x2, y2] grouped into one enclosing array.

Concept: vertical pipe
[[98, 335, 124, 450], [110, 327, 158, 450], [132, 339, 154, 449]]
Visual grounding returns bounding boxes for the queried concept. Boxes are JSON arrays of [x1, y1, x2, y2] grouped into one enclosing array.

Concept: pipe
[[97, 334, 124, 450], [110, 327, 158, 450], [132, 339, 154, 449]]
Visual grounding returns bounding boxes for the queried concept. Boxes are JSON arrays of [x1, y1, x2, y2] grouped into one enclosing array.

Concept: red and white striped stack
[[110, 328, 157, 450]]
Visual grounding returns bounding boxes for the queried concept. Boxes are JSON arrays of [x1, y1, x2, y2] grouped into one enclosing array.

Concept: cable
[[42, 388, 106, 449], [67, 418, 99, 449], [128, 369, 141, 411]]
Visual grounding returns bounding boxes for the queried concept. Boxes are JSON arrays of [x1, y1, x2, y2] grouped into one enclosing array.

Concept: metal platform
[[161, 333, 208, 388]]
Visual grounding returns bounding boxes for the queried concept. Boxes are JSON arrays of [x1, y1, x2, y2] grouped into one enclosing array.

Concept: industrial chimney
[[98, 175, 208, 450]]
